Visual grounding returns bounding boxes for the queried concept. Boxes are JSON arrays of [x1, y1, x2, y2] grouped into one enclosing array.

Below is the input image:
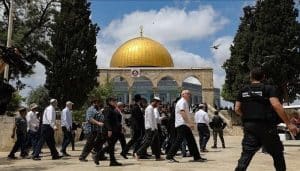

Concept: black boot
[[110, 160, 122, 166]]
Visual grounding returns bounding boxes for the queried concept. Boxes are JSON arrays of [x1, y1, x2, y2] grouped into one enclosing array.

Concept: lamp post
[[4, 0, 14, 81]]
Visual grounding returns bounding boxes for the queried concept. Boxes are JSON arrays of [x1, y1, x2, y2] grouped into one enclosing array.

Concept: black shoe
[[62, 152, 71, 157], [168, 158, 179, 163], [120, 152, 128, 159], [192, 158, 207, 162], [92, 155, 100, 165], [32, 156, 41, 161], [211, 145, 217, 148], [79, 158, 88, 162], [110, 161, 122, 166], [52, 156, 62, 160], [222, 145, 226, 148]]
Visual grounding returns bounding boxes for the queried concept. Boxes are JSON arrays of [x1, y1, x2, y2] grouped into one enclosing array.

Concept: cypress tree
[[223, 0, 300, 103], [45, 0, 99, 108]]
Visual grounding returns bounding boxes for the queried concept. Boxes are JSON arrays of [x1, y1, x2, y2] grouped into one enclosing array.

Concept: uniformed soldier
[[234, 67, 299, 171]]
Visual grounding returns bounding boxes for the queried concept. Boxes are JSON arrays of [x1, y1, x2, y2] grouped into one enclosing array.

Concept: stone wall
[[0, 116, 15, 152], [0, 115, 81, 152]]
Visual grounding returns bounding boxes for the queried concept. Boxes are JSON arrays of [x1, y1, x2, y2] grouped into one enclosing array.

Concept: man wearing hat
[[121, 94, 145, 158], [33, 99, 61, 160], [60, 101, 74, 156], [136, 97, 164, 161], [194, 103, 210, 152], [26, 103, 40, 156], [8, 107, 28, 159]]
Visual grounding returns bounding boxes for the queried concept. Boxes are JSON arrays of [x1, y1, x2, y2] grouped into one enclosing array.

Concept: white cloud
[[19, 62, 46, 98], [101, 5, 228, 44], [211, 36, 233, 67]]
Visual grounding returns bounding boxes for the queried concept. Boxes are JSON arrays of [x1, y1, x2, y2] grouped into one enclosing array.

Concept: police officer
[[234, 67, 299, 171]]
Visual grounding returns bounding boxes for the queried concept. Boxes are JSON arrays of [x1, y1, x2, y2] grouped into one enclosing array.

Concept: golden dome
[[110, 36, 174, 67]]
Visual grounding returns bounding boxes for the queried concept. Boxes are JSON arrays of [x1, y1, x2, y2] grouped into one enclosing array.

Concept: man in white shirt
[[33, 99, 61, 160], [60, 101, 73, 156], [27, 103, 40, 155], [166, 90, 207, 163], [136, 97, 163, 161], [194, 104, 210, 152]]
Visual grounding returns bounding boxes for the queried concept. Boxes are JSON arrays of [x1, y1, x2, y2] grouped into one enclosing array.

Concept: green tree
[[26, 85, 50, 110], [0, 0, 57, 78], [6, 91, 24, 114], [223, 0, 300, 103], [45, 0, 99, 109], [88, 83, 114, 103]]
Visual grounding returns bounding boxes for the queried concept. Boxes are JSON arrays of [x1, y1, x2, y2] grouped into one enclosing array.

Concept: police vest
[[240, 84, 281, 124]]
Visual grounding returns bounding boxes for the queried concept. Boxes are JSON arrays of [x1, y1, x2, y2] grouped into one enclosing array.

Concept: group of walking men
[[8, 99, 76, 160], [6, 67, 300, 170]]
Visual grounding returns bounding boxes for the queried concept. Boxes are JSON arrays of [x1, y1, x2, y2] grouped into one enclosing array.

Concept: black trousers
[[61, 126, 72, 153], [118, 132, 127, 152], [34, 125, 59, 158], [79, 131, 98, 159], [9, 133, 27, 157], [107, 132, 120, 162], [71, 131, 75, 150], [235, 122, 286, 171], [123, 128, 143, 154], [136, 129, 160, 158], [166, 125, 201, 160], [213, 128, 225, 147], [27, 130, 39, 155], [94, 132, 108, 161], [197, 123, 210, 150]]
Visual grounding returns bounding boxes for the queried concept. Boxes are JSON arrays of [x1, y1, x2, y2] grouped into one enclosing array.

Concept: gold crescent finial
[[139, 25, 143, 37]]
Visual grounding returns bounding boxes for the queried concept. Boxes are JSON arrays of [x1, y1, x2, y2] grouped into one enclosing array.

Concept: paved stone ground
[[0, 136, 299, 171]]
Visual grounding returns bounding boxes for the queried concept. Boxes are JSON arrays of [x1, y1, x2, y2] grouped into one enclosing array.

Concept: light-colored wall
[[0, 115, 80, 152]]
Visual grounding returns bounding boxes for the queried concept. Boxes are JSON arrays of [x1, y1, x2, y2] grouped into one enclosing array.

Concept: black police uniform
[[235, 83, 285, 171]]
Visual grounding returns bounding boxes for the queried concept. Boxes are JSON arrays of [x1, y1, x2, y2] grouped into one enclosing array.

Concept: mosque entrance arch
[[157, 76, 179, 104], [132, 76, 153, 103], [111, 76, 129, 103], [182, 76, 202, 105]]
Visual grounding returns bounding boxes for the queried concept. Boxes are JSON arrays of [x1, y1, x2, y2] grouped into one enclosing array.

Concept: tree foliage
[[88, 83, 114, 103], [6, 91, 24, 114], [222, 0, 300, 103], [26, 85, 50, 110], [45, 0, 99, 109], [0, 0, 58, 79]]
